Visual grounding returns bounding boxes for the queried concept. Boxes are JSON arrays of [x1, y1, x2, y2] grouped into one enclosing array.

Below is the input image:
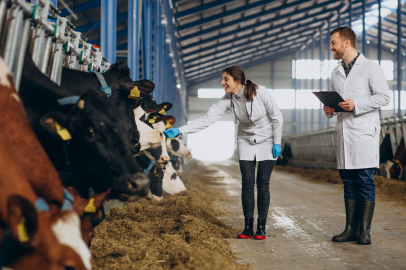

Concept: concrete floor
[[201, 160, 406, 270]]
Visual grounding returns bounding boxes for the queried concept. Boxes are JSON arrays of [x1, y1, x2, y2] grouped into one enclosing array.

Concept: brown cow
[[0, 58, 90, 269], [0, 62, 64, 210]]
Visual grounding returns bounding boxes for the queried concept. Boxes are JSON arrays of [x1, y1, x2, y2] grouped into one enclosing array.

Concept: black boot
[[357, 201, 375, 245], [238, 217, 254, 239], [332, 200, 359, 242], [254, 217, 266, 240]]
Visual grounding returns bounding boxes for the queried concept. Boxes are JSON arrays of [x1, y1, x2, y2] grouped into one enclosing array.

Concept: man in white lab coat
[[323, 27, 390, 245]]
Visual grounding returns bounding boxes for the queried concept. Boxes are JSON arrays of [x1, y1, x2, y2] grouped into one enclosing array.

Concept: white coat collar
[[337, 53, 365, 79]]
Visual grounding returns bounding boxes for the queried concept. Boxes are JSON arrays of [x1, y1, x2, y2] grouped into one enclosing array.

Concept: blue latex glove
[[272, 144, 282, 158], [163, 128, 180, 138]]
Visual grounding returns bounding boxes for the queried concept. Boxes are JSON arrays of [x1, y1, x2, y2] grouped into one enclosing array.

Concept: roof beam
[[187, 50, 295, 85], [181, 0, 370, 52], [60, 0, 100, 17], [184, 27, 320, 67], [75, 11, 127, 33], [184, 33, 313, 72], [186, 44, 301, 82], [88, 28, 128, 46], [177, 0, 235, 19], [180, 0, 331, 41]]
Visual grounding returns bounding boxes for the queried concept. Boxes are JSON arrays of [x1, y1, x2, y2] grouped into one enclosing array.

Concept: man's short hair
[[330, 26, 356, 48]]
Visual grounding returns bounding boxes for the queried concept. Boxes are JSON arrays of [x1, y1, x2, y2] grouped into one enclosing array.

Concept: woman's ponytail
[[244, 79, 258, 102], [222, 65, 258, 102]]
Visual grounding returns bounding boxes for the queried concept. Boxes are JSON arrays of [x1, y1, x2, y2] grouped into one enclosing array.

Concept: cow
[[276, 142, 292, 166], [162, 161, 187, 195], [134, 155, 164, 200], [19, 53, 149, 201], [60, 61, 163, 154], [0, 59, 89, 269], [166, 137, 192, 159], [134, 96, 170, 166], [389, 137, 406, 179]]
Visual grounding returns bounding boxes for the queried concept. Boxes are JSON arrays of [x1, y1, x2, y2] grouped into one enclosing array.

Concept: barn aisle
[[201, 161, 406, 270]]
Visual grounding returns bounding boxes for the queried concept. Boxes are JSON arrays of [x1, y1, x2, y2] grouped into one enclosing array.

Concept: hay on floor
[[91, 162, 248, 270]]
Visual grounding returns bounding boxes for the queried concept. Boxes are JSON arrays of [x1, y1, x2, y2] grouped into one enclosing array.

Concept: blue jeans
[[338, 168, 376, 202]]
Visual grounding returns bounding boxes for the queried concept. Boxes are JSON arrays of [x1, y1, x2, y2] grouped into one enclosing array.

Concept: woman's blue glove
[[163, 128, 180, 138], [272, 144, 282, 158]]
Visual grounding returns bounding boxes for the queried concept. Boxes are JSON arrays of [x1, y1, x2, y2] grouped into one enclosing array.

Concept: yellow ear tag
[[165, 123, 172, 129], [17, 217, 30, 242], [153, 167, 157, 175], [159, 109, 166, 115], [55, 122, 72, 141], [128, 86, 140, 100], [149, 118, 156, 124], [84, 198, 97, 213]]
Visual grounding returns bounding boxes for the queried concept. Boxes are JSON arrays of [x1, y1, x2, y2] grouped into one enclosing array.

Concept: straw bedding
[[91, 162, 248, 270]]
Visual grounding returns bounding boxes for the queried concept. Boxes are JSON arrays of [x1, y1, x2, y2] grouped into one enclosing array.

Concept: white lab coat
[[327, 54, 390, 169], [178, 86, 283, 161]]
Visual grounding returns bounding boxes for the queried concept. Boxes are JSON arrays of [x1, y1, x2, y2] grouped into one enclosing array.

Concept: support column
[[128, 0, 140, 80], [319, 31, 323, 130], [304, 45, 308, 133], [153, 0, 161, 100], [397, 0, 402, 115], [293, 53, 297, 134], [327, 22, 331, 128], [142, 0, 152, 80], [311, 39, 315, 131], [349, 0, 352, 28], [378, 0, 382, 117], [298, 50, 302, 134], [101, 0, 117, 63]]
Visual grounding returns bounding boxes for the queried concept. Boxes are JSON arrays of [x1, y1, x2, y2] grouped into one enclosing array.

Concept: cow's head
[[141, 95, 159, 112], [167, 137, 192, 158], [6, 195, 88, 270], [40, 90, 149, 201]]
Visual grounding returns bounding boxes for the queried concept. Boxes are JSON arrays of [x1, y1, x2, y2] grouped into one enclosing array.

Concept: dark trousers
[[338, 168, 376, 202], [239, 160, 276, 218]]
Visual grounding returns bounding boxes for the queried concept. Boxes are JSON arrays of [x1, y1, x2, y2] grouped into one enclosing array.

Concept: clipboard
[[312, 91, 354, 113]]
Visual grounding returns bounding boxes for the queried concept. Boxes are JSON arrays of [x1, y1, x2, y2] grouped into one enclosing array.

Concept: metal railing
[[0, 0, 110, 90], [282, 114, 406, 168]]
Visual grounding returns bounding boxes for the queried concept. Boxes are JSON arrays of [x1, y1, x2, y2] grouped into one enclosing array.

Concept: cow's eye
[[85, 127, 96, 138]]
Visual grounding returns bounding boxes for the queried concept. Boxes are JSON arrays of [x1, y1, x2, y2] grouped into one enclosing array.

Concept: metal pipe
[[128, 0, 140, 80], [397, 0, 402, 115], [362, 0, 366, 55]]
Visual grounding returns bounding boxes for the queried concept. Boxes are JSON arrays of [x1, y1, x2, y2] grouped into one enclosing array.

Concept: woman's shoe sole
[[254, 235, 266, 240], [238, 234, 254, 239]]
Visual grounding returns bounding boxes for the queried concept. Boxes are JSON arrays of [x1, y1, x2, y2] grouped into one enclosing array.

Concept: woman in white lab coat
[[164, 66, 283, 240]]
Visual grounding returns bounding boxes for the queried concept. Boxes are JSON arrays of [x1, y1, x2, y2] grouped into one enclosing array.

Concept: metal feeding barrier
[[0, 0, 111, 90], [282, 114, 406, 169]]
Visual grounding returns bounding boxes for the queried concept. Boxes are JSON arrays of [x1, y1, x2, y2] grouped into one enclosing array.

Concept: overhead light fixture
[[169, 52, 174, 57], [366, 40, 370, 44], [391, 48, 395, 52], [177, 84, 181, 89]]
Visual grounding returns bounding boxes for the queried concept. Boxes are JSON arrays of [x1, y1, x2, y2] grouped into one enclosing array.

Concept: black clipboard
[[312, 91, 354, 113]]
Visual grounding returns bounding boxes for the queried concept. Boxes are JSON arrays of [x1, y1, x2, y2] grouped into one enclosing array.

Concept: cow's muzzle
[[110, 173, 150, 201]]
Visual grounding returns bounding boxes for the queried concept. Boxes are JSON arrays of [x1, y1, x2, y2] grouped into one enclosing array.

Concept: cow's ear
[[7, 195, 38, 244], [147, 113, 164, 124], [40, 112, 71, 141], [163, 115, 176, 129], [126, 80, 155, 99], [158, 102, 172, 115]]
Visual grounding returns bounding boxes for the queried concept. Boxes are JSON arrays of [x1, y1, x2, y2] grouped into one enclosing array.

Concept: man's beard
[[333, 49, 344, 60]]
